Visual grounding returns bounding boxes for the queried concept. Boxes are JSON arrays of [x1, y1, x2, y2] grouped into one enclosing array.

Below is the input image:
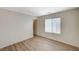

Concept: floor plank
[[0, 36, 79, 51]]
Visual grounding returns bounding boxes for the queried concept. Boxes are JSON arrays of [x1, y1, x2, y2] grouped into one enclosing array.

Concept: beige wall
[[0, 9, 34, 48], [35, 8, 79, 47]]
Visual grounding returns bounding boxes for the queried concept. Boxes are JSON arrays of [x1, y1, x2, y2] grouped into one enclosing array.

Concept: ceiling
[[1, 7, 76, 16]]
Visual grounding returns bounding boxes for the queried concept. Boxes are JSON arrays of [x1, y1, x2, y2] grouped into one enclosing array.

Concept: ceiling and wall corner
[[0, 7, 76, 17]]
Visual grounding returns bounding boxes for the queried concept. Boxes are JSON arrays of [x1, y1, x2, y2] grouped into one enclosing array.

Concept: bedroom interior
[[0, 7, 79, 51]]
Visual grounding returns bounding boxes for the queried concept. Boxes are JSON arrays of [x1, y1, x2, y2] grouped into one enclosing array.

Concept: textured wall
[[0, 9, 34, 48]]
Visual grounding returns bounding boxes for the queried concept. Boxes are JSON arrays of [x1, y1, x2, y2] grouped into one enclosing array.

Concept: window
[[45, 18, 61, 34]]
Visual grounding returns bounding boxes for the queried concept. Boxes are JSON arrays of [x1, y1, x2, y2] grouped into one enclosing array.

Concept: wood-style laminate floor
[[0, 36, 79, 51]]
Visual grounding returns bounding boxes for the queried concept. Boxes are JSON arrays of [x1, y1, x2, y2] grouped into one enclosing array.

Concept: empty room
[[0, 7, 79, 51]]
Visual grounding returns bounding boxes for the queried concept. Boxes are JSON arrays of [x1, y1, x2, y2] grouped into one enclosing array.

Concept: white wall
[[0, 9, 34, 48], [35, 8, 79, 47]]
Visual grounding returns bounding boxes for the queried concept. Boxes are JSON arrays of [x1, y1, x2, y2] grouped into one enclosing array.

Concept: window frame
[[45, 17, 61, 34]]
